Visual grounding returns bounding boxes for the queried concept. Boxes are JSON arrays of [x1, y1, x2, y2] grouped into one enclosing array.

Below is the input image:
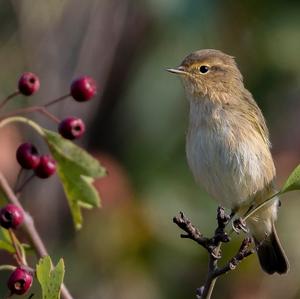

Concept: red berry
[[18, 72, 40, 96], [7, 267, 33, 295], [58, 117, 85, 140], [70, 76, 97, 102], [16, 143, 40, 169], [34, 155, 56, 179], [0, 204, 24, 229]]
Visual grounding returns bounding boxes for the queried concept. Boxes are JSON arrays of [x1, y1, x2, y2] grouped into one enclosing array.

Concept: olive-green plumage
[[168, 49, 289, 274]]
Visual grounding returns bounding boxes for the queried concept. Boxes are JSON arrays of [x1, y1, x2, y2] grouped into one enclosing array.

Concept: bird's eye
[[199, 65, 209, 74]]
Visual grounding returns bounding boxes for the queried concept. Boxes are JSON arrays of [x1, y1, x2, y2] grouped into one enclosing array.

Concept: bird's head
[[167, 49, 244, 101]]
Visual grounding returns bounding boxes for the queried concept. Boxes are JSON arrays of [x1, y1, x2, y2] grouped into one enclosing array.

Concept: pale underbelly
[[186, 127, 273, 210]]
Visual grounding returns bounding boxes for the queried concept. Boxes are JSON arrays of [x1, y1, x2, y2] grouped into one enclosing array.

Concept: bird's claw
[[232, 218, 248, 234]]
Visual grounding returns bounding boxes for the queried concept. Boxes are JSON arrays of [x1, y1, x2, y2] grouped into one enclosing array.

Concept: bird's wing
[[243, 90, 271, 148]]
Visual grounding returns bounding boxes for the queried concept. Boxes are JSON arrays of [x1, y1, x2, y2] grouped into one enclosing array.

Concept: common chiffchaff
[[167, 49, 289, 274]]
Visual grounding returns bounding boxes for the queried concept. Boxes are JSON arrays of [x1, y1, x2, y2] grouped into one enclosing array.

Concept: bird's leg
[[230, 205, 252, 234]]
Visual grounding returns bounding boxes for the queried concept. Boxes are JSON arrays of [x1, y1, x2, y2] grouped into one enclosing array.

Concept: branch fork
[[173, 207, 257, 299]]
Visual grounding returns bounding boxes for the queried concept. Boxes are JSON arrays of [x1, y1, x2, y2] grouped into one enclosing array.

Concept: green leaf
[[36, 256, 65, 299], [43, 130, 106, 229], [280, 164, 300, 194], [0, 227, 32, 256], [0, 188, 8, 205], [0, 228, 15, 253], [0, 240, 15, 253]]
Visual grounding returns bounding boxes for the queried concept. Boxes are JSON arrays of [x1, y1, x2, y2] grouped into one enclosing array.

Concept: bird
[[167, 49, 289, 274]]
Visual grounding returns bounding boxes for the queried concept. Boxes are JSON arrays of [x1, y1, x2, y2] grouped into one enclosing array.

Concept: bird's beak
[[166, 66, 188, 75]]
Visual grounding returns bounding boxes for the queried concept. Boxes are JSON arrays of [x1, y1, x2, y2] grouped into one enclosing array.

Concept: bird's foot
[[232, 217, 248, 234]]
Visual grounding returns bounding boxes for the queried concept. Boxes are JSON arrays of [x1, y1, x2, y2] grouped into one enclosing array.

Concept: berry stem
[[0, 91, 20, 111], [0, 171, 73, 299], [14, 169, 24, 193], [43, 94, 70, 108], [8, 229, 27, 266], [0, 106, 60, 124], [15, 174, 35, 195]]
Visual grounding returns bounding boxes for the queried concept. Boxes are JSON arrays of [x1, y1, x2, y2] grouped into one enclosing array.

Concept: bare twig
[[214, 237, 254, 277], [173, 212, 210, 250], [0, 171, 73, 299], [174, 207, 256, 299], [173, 207, 230, 258]]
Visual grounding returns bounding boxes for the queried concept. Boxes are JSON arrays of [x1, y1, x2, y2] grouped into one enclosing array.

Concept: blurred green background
[[1, 0, 300, 298]]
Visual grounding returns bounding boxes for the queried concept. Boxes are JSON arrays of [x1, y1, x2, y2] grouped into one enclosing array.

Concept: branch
[[173, 207, 255, 299], [173, 207, 230, 258], [173, 212, 210, 250], [213, 237, 254, 277], [0, 171, 73, 299]]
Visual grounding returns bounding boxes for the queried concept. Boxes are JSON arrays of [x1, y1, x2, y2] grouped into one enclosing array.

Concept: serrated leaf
[[43, 130, 106, 229], [280, 164, 300, 194], [44, 130, 106, 177], [36, 256, 65, 299]]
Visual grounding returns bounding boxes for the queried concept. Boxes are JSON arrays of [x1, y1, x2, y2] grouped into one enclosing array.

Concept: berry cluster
[[16, 143, 56, 178], [0, 204, 23, 229], [0, 72, 97, 296], [17, 73, 96, 140], [14, 73, 97, 178], [18, 72, 97, 101]]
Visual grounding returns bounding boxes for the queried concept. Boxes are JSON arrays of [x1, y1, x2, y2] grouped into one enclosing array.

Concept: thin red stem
[[0, 106, 60, 124], [15, 173, 35, 195], [14, 168, 24, 192], [0, 91, 20, 110], [43, 94, 70, 108]]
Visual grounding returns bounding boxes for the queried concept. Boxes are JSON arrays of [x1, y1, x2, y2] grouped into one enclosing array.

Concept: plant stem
[[0, 106, 60, 124], [14, 169, 24, 193], [0, 91, 20, 110], [15, 173, 35, 195], [43, 94, 70, 108], [0, 171, 73, 299], [0, 265, 16, 272], [0, 116, 45, 136], [243, 191, 280, 221], [8, 229, 27, 266], [201, 244, 221, 299]]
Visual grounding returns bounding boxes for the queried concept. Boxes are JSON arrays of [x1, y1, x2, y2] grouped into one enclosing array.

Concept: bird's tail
[[246, 199, 289, 275], [254, 224, 289, 274]]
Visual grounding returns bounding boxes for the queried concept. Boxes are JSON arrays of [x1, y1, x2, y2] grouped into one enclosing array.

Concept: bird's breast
[[186, 99, 275, 209]]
